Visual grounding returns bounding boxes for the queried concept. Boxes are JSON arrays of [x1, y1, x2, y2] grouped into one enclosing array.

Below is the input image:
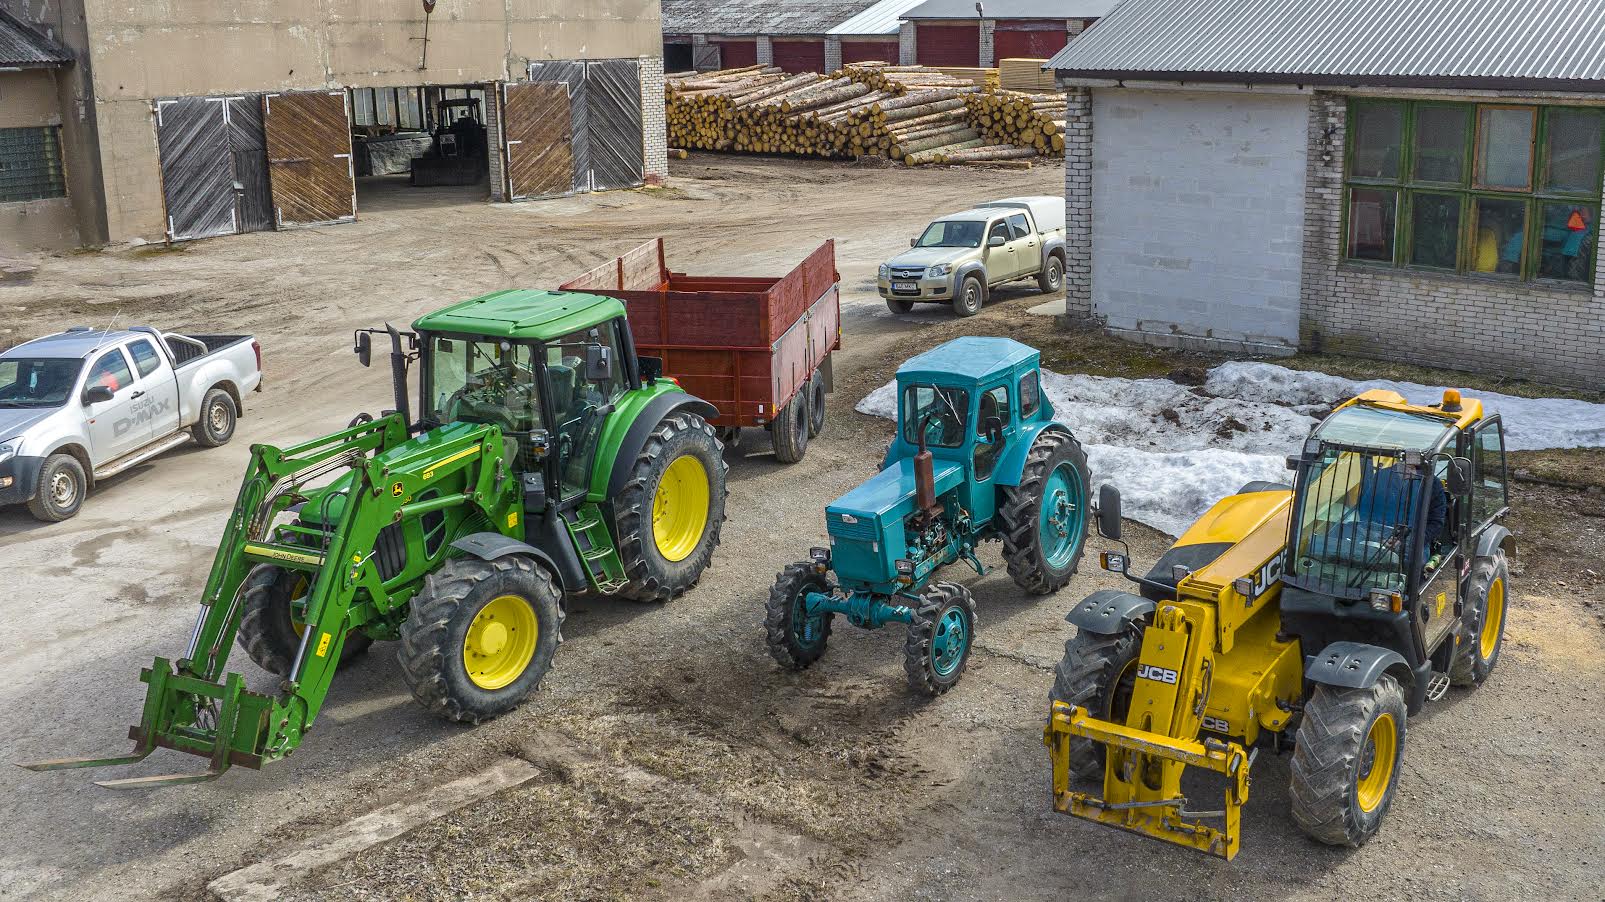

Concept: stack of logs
[[665, 63, 1065, 167], [964, 91, 1068, 155]]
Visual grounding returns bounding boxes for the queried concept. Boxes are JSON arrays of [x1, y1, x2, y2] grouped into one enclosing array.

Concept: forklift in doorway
[[412, 97, 488, 187]]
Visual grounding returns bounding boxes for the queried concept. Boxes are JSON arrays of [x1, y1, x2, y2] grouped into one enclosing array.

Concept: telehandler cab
[[1045, 389, 1513, 859], [767, 337, 1090, 694], [21, 289, 727, 787]]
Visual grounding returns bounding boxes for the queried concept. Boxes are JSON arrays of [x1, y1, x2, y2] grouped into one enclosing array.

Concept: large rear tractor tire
[[1451, 549, 1509, 686], [237, 564, 372, 676], [904, 581, 976, 696], [614, 411, 728, 603], [1049, 622, 1143, 780], [1000, 431, 1091, 595], [1289, 675, 1408, 848], [771, 389, 810, 463], [764, 561, 835, 670], [399, 554, 562, 724]]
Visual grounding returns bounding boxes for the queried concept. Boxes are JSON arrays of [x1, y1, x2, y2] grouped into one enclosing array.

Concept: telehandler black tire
[[1000, 431, 1091, 595], [1050, 623, 1143, 780], [237, 564, 372, 676], [614, 411, 728, 603], [1451, 549, 1509, 686], [904, 581, 976, 696], [771, 390, 810, 463], [765, 561, 835, 670], [399, 554, 562, 724], [1289, 674, 1408, 848]]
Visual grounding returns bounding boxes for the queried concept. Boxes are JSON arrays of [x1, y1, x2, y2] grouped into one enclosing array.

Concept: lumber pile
[[997, 58, 1057, 93], [964, 90, 1068, 154]]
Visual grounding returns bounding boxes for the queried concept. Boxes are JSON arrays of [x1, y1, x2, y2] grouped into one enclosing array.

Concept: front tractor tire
[[399, 554, 563, 724], [1289, 675, 1408, 848], [614, 411, 728, 603], [765, 561, 835, 670], [236, 563, 372, 676], [1000, 431, 1091, 595], [1050, 622, 1143, 780], [1451, 549, 1509, 686], [904, 581, 976, 696]]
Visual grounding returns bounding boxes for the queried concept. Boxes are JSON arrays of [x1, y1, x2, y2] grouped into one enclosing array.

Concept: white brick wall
[[978, 20, 995, 67], [1063, 86, 1093, 319], [639, 55, 668, 184], [899, 22, 916, 65], [1300, 91, 1605, 387], [756, 36, 773, 66], [824, 36, 842, 73]]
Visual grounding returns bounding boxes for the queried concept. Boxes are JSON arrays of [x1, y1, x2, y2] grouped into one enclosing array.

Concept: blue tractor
[[766, 337, 1091, 694]]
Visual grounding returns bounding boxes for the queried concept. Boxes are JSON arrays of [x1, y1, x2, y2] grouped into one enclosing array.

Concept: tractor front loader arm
[[19, 415, 511, 788]]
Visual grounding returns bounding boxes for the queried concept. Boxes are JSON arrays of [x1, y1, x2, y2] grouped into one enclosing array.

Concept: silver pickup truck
[[878, 195, 1067, 317], [0, 326, 263, 522]]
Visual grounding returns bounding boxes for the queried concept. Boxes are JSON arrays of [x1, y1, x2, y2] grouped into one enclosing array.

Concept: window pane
[[1350, 102, 1404, 179], [0, 126, 67, 202], [1537, 202, 1595, 282], [1413, 106, 1469, 183], [1473, 424, 1506, 524], [1471, 197, 1527, 275], [1544, 108, 1603, 193], [1475, 107, 1535, 189], [1347, 188, 1397, 261], [1018, 371, 1040, 417], [88, 351, 133, 393], [1409, 193, 1461, 269]]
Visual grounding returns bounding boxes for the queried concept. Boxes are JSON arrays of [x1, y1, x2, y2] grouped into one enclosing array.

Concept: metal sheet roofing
[[904, 0, 1115, 19], [829, 0, 928, 35], [1048, 0, 1605, 90], [0, 10, 71, 68], [662, 0, 884, 36]]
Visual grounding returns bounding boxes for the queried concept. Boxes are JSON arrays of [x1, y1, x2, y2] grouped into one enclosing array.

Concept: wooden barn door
[[502, 82, 572, 200], [155, 97, 236, 241], [585, 59, 644, 191], [263, 90, 355, 228]]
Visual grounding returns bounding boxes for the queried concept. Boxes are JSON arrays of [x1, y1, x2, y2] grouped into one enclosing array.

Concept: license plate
[[893, 281, 917, 291]]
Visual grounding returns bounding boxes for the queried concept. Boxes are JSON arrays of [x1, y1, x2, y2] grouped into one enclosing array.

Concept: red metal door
[[840, 40, 900, 64], [771, 39, 825, 73], [916, 23, 979, 66], [715, 40, 757, 68], [994, 25, 1070, 60]]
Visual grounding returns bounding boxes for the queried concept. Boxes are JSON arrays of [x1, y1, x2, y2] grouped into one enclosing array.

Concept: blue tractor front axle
[[802, 590, 914, 630]]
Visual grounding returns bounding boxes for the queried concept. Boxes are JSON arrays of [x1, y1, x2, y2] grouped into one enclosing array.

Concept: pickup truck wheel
[[193, 388, 237, 447], [1037, 255, 1064, 294], [771, 390, 810, 463], [26, 452, 85, 522], [886, 297, 915, 314], [953, 276, 984, 317]]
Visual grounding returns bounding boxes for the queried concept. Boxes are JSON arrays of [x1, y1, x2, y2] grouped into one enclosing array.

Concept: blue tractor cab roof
[[897, 336, 1039, 385]]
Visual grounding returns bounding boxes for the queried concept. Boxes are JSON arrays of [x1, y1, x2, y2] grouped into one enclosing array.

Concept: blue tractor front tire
[[904, 581, 976, 696], [765, 561, 835, 670]]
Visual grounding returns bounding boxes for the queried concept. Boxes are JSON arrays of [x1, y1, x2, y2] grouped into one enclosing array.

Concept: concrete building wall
[[0, 68, 78, 249], [1087, 88, 1307, 355], [1300, 91, 1605, 387]]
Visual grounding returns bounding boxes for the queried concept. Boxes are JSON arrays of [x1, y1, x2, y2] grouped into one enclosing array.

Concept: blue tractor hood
[[825, 457, 966, 588]]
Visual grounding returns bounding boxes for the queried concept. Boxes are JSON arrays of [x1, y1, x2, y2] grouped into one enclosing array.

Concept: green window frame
[[1342, 99, 1604, 286]]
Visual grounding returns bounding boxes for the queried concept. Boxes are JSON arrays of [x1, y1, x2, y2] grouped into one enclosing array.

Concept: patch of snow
[[1084, 445, 1289, 538]]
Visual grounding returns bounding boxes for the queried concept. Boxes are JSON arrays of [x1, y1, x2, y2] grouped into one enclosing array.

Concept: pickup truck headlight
[[0, 438, 18, 465], [878, 263, 890, 280], [926, 264, 951, 278]]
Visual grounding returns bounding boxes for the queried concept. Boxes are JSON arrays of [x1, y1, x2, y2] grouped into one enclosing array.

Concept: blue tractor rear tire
[[1000, 431, 1091, 595], [904, 581, 976, 695]]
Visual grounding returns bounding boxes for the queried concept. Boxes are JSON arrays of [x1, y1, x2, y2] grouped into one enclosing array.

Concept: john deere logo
[[392, 482, 404, 497]]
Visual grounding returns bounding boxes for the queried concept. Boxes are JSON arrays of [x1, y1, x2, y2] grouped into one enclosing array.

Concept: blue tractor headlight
[[810, 546, 831, 571]]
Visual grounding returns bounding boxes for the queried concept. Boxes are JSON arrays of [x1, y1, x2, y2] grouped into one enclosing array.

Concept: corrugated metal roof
[[904, 0, 1115, 19], [829, 0, 928, 35], [1048, 0, 1605, 89], [662, 0, 883, 36], [0, 10, 71, 68]]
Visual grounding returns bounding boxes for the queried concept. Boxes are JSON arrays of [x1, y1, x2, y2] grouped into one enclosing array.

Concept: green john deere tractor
[[21, 289, 726, 787]]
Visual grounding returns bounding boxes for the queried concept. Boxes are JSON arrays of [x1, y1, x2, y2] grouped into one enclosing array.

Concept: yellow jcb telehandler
[[1044, 389, 1514, 859]]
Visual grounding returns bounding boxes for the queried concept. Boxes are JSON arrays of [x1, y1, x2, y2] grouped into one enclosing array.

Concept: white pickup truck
[[0, 326, 263, 522]]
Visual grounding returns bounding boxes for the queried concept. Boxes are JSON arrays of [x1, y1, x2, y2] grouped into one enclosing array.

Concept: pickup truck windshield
[[916, 220, 984, 248], [428, 337, 544, 433], [0, 358, 81, 408]]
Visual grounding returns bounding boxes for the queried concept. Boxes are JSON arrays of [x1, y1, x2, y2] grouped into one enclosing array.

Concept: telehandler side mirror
[[1446, 456, 1472, 495], [82, 385, 114, 405], [354, 332, 371, 368], [1096, 484, 1122, 541], [584, 343, 613, 382]]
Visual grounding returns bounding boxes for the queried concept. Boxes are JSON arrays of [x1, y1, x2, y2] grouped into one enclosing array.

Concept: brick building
[[1050, 0, 1605, 387], [662, 0, 884, 74], [901, 0, 1111, 68]]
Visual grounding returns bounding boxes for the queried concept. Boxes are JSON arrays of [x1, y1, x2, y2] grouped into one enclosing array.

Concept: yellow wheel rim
[[1355, 712, 1398, 813], [290, 575, 309, 637], [463, 594, 538, 690], [1479, 577, 1505, 660], [651, 454, 710, 563]]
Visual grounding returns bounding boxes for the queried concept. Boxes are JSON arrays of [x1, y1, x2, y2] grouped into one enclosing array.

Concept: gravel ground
[[2, 156, 1602, 901]]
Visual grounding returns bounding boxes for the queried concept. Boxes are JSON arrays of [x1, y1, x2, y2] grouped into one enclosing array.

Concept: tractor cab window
[[549, 322, 627, 499], [902, 384, 969, 449], [427, 336, 542, 435], [1019, 370, 1040, 418], [1472, 419, 1508, 526], [974, 385, 1010, 480]]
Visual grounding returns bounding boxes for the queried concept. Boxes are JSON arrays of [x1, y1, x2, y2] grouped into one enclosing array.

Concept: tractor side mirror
[[1446, 457, 1472, 495], [82, 385, 114, 405], [988, 234, 1006, 248], [638, 355, 664, 383], [983, 415, 1004, 444], [355, 332, 372, 367], [584, 343, 613, 382], [1096, 484, 1122, 540]]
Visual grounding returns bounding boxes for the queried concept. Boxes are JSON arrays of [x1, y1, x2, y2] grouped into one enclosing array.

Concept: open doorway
[[349, 84, 491, 212]]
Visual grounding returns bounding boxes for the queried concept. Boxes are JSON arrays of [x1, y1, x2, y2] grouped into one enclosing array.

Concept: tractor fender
[[993, 422, 1075, 487], [1304, 641, 1408, 690], [451, 532, 573, 594], [605, 393, 718, 500], [1474, 524, 1515, 559], [1064, 589, 1154, 635]]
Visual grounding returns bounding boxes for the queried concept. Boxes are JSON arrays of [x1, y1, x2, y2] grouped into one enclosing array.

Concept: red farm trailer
[[561, 238, 841, 462]]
